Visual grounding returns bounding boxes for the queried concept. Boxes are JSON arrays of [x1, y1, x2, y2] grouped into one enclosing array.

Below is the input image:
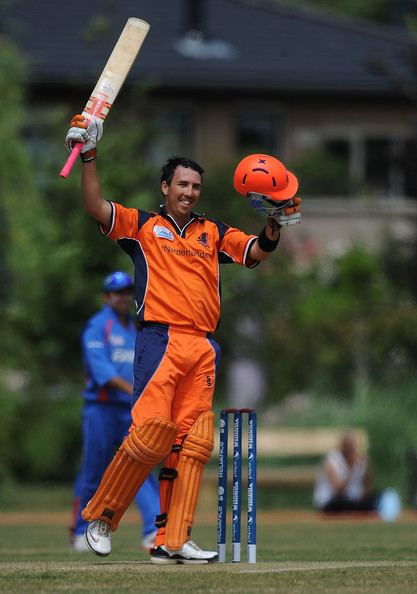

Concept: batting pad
[[165, 411, 214, 549], [82, 418, 178, 531]]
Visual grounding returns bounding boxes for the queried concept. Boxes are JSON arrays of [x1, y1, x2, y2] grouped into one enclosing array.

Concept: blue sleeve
[[82, 321, 117, 387]]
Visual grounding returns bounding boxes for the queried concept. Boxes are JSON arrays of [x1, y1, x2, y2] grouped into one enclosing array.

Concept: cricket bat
[[60, 17, 150, 178]]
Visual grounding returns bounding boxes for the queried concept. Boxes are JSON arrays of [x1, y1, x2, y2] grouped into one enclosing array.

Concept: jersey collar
[[159, 205, 205, 237]]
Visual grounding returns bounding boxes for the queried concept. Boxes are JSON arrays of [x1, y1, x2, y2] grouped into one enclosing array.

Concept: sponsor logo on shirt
[[153, 225, 174, 241], [111, 349, 135, 363], [197, 232, 209, 248], [86, 340, 104, 349], [109, 335, 125, 346], [161, 244, 209, 259]]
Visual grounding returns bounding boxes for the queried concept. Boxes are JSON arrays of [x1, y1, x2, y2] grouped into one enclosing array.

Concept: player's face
[[105, 289, 133, 317], [161, 166, 202, 225]]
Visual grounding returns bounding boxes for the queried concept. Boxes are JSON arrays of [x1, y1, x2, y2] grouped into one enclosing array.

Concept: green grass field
[[2, 505, 417, 594], [1, 485, 417, 593]]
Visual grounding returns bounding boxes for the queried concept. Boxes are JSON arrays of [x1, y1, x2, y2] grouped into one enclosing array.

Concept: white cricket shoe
[[150, 540, 218, 565], [71, 533, 89, 552], [84, 520, 112, 556]]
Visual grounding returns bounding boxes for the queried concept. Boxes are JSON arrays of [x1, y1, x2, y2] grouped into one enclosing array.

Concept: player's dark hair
[[160, 156, 205, 185]]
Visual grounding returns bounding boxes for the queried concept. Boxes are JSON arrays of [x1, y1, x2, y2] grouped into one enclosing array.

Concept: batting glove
[[276, 196, 302, 227], [65, 114, 103, 153]]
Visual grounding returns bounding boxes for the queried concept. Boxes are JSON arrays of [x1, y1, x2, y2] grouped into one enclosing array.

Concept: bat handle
[[59, 143, 83, 178]]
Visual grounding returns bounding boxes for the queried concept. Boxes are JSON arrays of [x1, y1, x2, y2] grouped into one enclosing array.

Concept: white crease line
[[239, 561, 417, 573]]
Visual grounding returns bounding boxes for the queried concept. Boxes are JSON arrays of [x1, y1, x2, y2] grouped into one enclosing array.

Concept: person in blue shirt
[[70, 271, 159, 552]]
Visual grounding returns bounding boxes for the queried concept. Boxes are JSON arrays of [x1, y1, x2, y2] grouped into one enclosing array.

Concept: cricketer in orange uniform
[[105, 202, 257, 416], [102, 200, 259, 548], [65, 114, 299, 562]]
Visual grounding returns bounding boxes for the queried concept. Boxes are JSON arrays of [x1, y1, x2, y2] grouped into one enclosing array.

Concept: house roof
[[4, 0, 417, 96]]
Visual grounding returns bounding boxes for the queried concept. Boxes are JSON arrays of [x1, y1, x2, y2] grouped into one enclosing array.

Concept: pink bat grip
[[59, 142, 83, 178]]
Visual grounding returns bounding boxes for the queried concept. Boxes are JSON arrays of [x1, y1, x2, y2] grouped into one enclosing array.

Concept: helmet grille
[[247, 193, 292, 218]]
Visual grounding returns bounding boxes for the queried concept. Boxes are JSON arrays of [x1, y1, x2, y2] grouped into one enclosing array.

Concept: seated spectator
[[313, 432, 379, 513]]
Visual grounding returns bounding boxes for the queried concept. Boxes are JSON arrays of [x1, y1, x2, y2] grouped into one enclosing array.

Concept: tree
[[0, 51, 156, 380]]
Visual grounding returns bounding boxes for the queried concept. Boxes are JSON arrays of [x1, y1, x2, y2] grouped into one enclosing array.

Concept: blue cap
[[102, 271, 134, 293]]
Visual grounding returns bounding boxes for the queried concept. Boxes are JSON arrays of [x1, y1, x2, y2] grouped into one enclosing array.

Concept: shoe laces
[[186, 540, 201, 552]]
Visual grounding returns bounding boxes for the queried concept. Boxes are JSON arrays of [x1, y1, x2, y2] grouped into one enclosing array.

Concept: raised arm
[[65, 115, 112, 227], [81, 160, 112, 227], [249, 217, 281, 262]]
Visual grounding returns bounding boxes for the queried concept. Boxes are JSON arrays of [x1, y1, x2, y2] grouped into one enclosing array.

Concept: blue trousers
[[71, 401, 159, 537]]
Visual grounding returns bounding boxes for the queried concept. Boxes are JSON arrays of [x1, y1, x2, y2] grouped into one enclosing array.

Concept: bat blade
[[60, 17, 150, 178]]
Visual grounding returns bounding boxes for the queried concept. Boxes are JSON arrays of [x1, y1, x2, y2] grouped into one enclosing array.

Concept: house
[[4, 0, 417, 252]]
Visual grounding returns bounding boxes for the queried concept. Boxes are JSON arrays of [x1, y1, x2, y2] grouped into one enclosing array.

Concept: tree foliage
[[2, 37, 417, 484]]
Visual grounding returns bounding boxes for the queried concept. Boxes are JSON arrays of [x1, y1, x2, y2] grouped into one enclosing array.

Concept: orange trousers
[[131, 323, 220, 442]]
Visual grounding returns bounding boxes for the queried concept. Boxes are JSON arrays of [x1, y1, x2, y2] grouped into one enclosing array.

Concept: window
[[322, 134, 417, 198], [364, 139, 398, 196], [236, 112, 281, 155], [149, 112, 193, 164], [326, 139, 350, 163], [403, 139, 417, 197]]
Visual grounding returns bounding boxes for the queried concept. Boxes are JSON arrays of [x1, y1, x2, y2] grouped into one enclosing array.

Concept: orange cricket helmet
[[233, 153, 298, 201]]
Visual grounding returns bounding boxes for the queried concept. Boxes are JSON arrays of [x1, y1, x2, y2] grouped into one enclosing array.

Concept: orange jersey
[[102, 203, 258, 333]]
